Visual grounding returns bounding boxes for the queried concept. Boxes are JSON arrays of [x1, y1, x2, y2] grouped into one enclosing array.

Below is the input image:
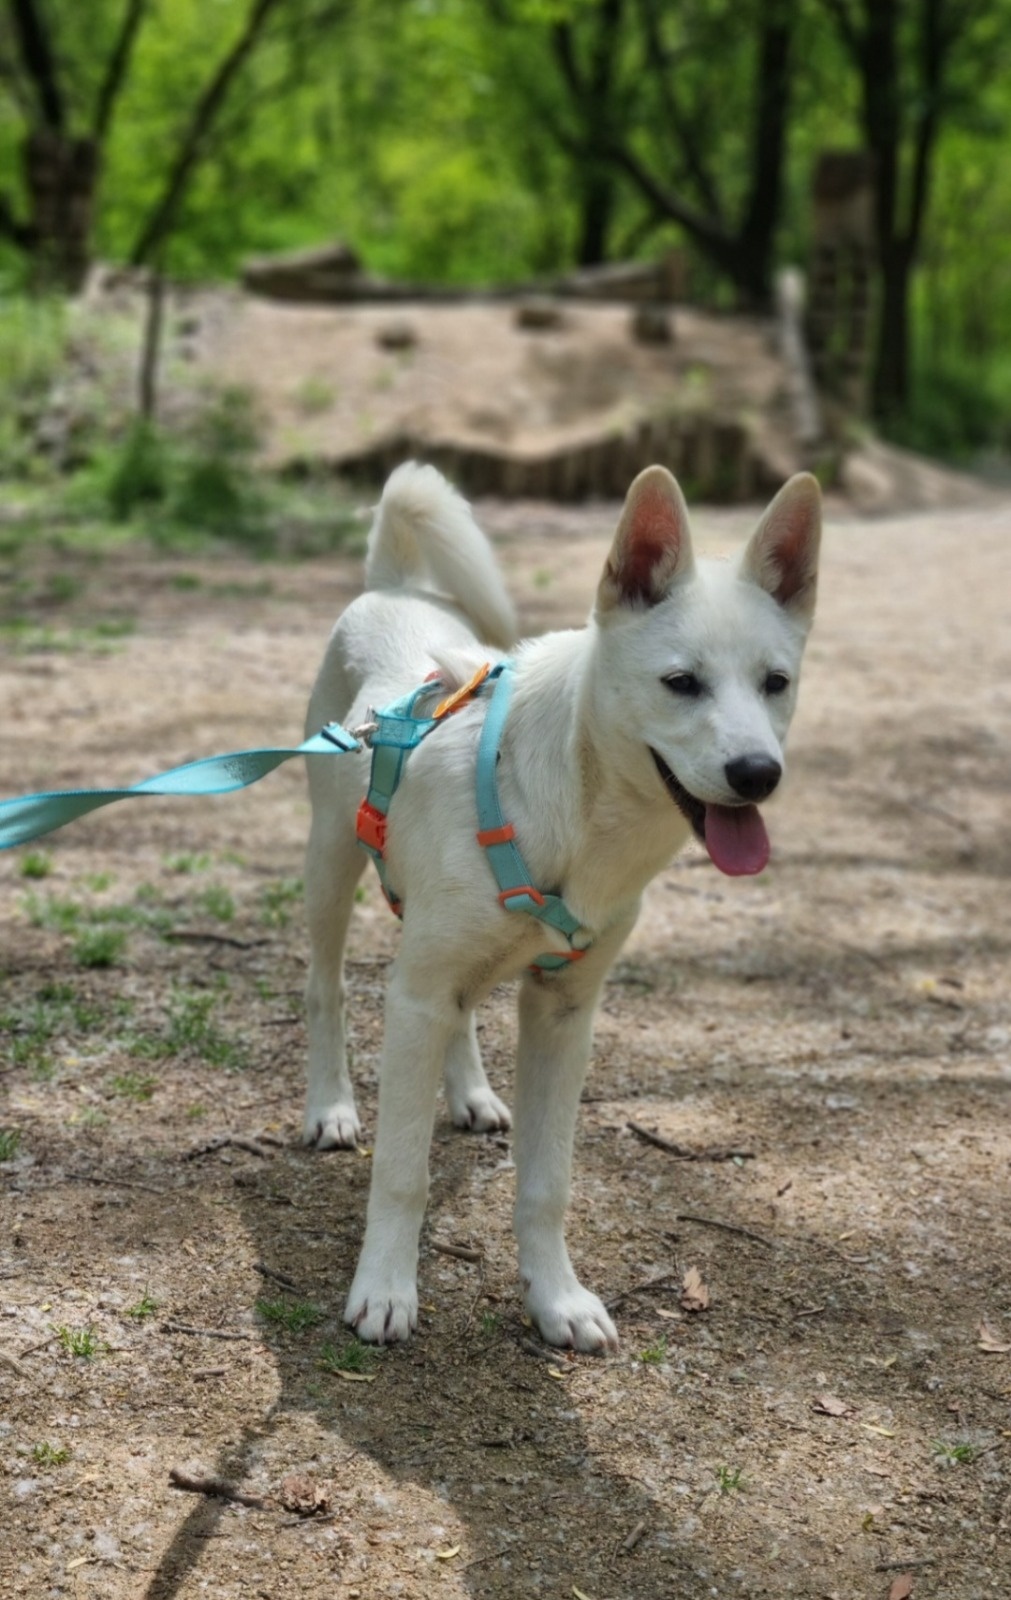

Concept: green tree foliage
[[0, 0, 1009, 444]]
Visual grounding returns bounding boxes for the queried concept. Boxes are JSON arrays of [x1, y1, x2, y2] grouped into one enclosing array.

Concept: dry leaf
[[978, 1320, 1011, 1354], [888, 1576, 913, 1600], [813, 1392, 850, 1416], [680, 1266, 710, 1313], [278, 1473, 331, 1516], [436, 1546, 460, 1561]]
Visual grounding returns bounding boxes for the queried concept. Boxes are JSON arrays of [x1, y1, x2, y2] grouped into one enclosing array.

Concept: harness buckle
[[498, 884, 546, 910], [356, 798, 388, 856]]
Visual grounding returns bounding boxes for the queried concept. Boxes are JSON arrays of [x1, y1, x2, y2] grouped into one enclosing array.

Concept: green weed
[[0, 1129, 22, 1161], [637, 1336, 669, 1365], [53, 1325, 105, 1359], [108, 1071, 157, 1102], [32, 1442, 71, 1467], [165, 852, 211, 875], [132, 989, 247, 1071], [19, 851, 52, 880], [260, 877, 303, 929], [74, 926, 127, 968], [716, 1465, 744, 1493], [126, 1288, 159, 1320], [256, 1298, 325, 1335], [933, 1439, 977, 1466], [319, 1337, 376, 1374], [199, 885, 235, 922]]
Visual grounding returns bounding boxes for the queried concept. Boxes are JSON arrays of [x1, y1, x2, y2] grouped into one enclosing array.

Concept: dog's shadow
[[141, 1088, 721, 1599]]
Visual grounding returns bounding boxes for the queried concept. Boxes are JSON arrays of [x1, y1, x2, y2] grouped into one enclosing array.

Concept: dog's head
[[593, 465, 821, 876]]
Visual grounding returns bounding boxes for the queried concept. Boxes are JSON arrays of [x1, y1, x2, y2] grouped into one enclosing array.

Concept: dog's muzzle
[[649, 749, 706, 840]]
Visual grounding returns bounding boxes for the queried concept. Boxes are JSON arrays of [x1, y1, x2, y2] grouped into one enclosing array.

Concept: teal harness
[[356, 660, 590, 973], [0, 658, 590, 974]]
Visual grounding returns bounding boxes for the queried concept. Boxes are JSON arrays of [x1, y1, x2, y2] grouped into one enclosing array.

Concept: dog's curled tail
[[364, 462, 516, 650]]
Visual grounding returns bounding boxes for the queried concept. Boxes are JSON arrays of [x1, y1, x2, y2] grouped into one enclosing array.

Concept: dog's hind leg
[[443, 1013, 511, 1133], [303, 806, 367, 1150]]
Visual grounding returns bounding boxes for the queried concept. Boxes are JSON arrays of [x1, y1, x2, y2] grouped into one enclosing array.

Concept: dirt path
[[1, 492, 1009, 1600]]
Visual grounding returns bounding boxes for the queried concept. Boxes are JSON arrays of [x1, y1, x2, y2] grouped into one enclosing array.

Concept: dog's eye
[[663, 672, 702, 698], [764, 671, 790, 695]]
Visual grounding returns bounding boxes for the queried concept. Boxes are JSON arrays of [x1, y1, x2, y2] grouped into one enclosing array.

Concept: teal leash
[[0, 721, 362, 851]]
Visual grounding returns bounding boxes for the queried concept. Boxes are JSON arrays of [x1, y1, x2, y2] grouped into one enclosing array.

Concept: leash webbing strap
[[0, 723, 362, 851]]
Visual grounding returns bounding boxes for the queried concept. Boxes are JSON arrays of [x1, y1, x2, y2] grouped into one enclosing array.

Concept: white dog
[[303, 461, 821, 1351]]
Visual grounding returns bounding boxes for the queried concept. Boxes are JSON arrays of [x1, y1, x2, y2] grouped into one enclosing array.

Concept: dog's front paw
[[302, 1102, 362, 1150], [344, 1276, 418, 1344], [448, 1084, 512, 1134], [525, 1279, 619, 1354]]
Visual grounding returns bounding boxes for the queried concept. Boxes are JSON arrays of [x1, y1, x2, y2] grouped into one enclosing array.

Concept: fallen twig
[[606, 1274, 679, 1312], [253, 1261, 303, 1294], [65, 1170, 165, 1196], [168, 1466, 268, 1508], [520, 1337, 560, 1363], [874, 1557, 936, 1572], [162, 1321, 256, 1342], [431, 1240, 483, 1264], [674, 1213, 773, 1248], [627, 1122, 754, 1162], [164, 930, 271, 950], [191, 1366, 228, 1381], [0, 1349, 25, 1375], [620, 1518, 647, 1555], [184, 1135, 272, 1162]]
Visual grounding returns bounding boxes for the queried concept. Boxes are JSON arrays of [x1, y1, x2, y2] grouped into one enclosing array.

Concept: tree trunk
[[873, 243, 912, 420], [23, 129, 99, 291], [576, 165, 616, 266]]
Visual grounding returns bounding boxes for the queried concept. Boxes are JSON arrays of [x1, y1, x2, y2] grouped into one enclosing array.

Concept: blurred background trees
[[0, 0, 1009, 454]]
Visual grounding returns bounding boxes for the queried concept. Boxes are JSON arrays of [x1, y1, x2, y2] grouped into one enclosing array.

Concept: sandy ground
[[1, 488, 1010, 1600]]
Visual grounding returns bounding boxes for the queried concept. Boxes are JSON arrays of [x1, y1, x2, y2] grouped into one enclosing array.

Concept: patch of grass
[[716, 1465, 744, 1493], [19, 851, 53, 880], [74, 925, 127, 968], [319, 1337, 376, 1374], [165, 851, 211, 874], [0, 1129, 22, 1161], [256, 1298, 325, 1335], [260, 876, 303, 929], [53, 1324, 105, 1359], [199, 884, 235, 922], [82, 871, 114, 893], [637, 1336, 669, 1365], [170, 572, 202, 592], [932, 1439, 977, 1466], [293, 375, 337, 416], [32, 1442, 71, 1467], [132, 989, 247, 1071], [479, 1311, 501, 1337], [125, 1288, 159, 1320], [108, 1071, 157, 1102], [23, 892, 83, 933], [353, 885, 368, 904]]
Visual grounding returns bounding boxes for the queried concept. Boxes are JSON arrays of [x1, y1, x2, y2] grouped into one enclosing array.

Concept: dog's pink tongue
[[704, 804, 770, 876]]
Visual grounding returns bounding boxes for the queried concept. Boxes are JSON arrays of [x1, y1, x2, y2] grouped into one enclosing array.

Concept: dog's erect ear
[[596, 465, 695, 617], [740, 472, 821, 619]]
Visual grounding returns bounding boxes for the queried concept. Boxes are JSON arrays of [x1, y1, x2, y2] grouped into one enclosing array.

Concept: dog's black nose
[[725, 754, 782, 802]]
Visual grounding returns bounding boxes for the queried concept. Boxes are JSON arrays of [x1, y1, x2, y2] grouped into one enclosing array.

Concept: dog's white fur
[[303, 461, 821, 1350]]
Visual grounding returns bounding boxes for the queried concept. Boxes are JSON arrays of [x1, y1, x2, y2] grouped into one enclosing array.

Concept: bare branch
[[129, 0, 289, 265], [93, 0, 148, 146], [8, 0, 65, 130], [635, 0, 724, 221]]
